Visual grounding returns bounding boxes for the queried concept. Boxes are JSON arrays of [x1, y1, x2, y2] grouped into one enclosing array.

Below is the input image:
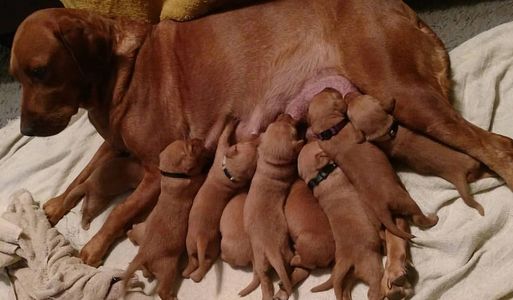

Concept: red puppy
[[184, 121, 258, 282], [243, 114, 303, 300], [125, 139, 208, 299]]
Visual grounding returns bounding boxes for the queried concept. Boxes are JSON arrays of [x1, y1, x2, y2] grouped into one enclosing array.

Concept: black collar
[[160, 170, 191, 179], [221, 156, 236, 182], [374, 119, 399, 142], [388, 119, 399, 138], [307, 162, 337, 189], [316, 119, 348, 141]]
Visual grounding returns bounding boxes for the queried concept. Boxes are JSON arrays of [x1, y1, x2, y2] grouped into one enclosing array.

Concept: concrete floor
[[1, 0, 513, 126]]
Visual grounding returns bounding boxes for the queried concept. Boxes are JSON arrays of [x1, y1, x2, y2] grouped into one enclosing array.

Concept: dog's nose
[[20, 124, 35, 136]]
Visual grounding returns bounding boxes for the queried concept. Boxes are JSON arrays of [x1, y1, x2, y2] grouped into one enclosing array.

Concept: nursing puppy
[[220, 193, 253, 269], [125, 139, 208, 300], [63, 156, 143, 230], [307, 89, 438, 239], [345, 92, 487, 215], [298, 142, 384, 300], [243, 114, 304, 300], [274, 179, 335, 300], [184, 121, 259, 282]]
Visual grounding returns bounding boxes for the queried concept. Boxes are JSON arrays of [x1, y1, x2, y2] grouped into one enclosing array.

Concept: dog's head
[[307, 88, 347, 135], [259, 114, 304, 162], [297, 141, 330, 182], [345, 92, 396, 142], [160, 139, 208, 177], [223, 136, 259, 183], [10, 9, 112, 136]]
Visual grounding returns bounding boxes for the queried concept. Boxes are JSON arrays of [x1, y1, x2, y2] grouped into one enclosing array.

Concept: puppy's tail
[[239, 272, 260, 297], [311, 274, 333, 292], [453, 174, 485, 216], [378, 210, 414, 240]]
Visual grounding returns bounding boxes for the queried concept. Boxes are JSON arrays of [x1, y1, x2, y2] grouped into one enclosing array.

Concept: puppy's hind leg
[[274, 267, 309, 300], [189, 238, 218, 282]]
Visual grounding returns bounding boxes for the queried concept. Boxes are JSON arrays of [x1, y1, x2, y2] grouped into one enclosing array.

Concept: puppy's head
[[307, 88, 347, 135], [259, 114, 304, 163], [345, 93, 396, 141], [224, 137, 259, 183], [10, 9, 112, 136], [297, 141, 330, 182], [160, 139, 208, 176]]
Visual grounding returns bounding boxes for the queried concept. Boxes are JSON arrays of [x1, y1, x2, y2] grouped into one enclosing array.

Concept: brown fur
[[274, 179, 335, 300], [125, 139, 208, 300], [184, 121, 258, 282], [243, 114, 304, 300], [219, 193, 253, 268], [382, 218, 414, 300], [346, 92, 488, 215], [63, 156, 143, 230], [298, 142, 384, 300], [11, 0, 513, 265], [308, 90, 438, 239]]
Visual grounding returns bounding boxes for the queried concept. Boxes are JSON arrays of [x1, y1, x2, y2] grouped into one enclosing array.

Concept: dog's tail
[[239, 272, 260, 297], [267, 249, 293, 295], [311, 274, 333, 292], [377, 209, 414, 240], [452, 174, 485, 216]]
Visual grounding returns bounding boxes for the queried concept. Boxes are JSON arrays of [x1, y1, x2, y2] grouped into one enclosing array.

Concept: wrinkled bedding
[[2, 21, 513, 299]]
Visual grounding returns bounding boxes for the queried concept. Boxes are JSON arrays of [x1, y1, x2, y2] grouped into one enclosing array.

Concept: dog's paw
[[80, 234, 109, 266], [382, 262, 413, 299], [273, 289, 289, 300], [43, 196, 66, 225]]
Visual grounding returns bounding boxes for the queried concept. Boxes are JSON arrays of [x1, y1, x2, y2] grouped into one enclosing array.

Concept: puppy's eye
[[28, 66, 47, 80]]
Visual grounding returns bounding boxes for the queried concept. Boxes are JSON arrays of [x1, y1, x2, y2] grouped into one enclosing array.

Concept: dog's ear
[[333, 94, 348, 114], [353, 128, 366, 144], [294, 139, 305, 154], [381, 97, 396, 114], [56, 13, 112, 79], [314, 151, 331, 170], [249, 134, 261, 146], [225, 145, 238, 158]]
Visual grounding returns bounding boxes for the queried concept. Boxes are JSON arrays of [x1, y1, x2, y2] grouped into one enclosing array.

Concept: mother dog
[[10, 0, 513, 266]]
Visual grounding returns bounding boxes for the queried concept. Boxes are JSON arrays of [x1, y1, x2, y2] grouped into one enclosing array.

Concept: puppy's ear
[[353, 128, 366, 144], [294, 139, 305, 154], [225, 145, 238, 158], [333, 94, 348, 114], [56, 14, 112, 78], [314, 151, 331, 170], [250, 134, 261, 146], [344, 92, 360, 105], [381, 98, 396, 114]]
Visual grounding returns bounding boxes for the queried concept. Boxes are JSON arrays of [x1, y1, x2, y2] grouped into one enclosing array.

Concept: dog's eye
[[28, 66, 47, 80]]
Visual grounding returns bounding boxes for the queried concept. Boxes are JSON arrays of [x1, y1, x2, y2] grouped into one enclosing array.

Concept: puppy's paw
[[383, 262, 413, 299], [80, 235, 109, 266], [273, 289, 289, 300], [43, 196, 66, 225]]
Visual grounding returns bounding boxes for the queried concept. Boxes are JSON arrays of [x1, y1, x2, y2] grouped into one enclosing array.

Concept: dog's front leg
[[79, 168, 160, 266], [43, 141, 122, 225]]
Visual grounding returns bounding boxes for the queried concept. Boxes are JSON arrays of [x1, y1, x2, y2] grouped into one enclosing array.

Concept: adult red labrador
[[10, 0, 513, 265]]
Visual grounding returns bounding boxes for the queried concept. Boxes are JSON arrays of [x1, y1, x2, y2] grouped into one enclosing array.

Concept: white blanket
[[2, 21, 513, 299]]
